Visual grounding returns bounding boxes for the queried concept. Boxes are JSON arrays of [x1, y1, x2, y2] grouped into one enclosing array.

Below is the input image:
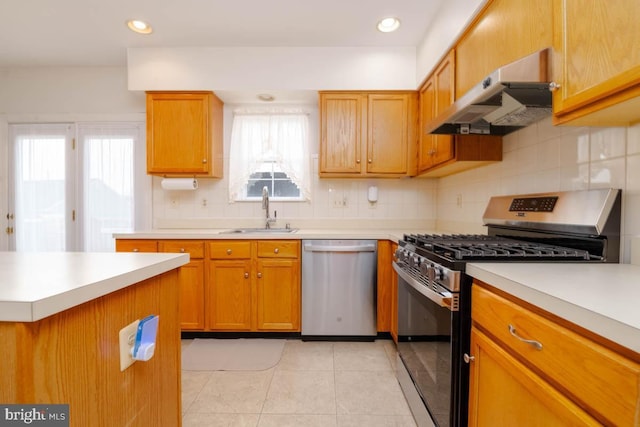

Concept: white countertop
[[0, 252, 190, 322], [113, 228, 414, 243], [467, 263, 640, 354]]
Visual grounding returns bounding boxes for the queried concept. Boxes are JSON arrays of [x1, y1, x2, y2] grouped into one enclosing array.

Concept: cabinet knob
[[274, 248, 279, 254], [226, 249, 232, 255], [257, 272, 262, 278], [356, 159, 361, 164], [244, 272, 249, 279], [368, 158, 372, 163], [180, 248, 185, 253], [132, 248, 139, 252], [202, 158, 207, 163], [463, 353, 475, 363], [548, 81, 561, 92]]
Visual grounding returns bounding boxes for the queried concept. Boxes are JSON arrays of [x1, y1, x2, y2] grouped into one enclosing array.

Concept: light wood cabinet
[[469, 282, 640, 426], [551, 0, 640, 126], [418, 50, 502, 177], [376, 240, 394, 335], [160, 240, 206, 330], [207, 240, 301, 332], [146, 91, 223, 177], [455, 0, 553, 99], [319, 91, 417, 178], [419, 50, 456, 172]]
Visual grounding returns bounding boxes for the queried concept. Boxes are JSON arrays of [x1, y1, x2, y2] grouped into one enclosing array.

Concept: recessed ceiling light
[[257, 94, 275, 102], [126, 20, 153, 35], [377, 17, 400, 33]]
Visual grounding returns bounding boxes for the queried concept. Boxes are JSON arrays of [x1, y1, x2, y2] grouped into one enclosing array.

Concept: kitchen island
[[0, 252, 189, 426]]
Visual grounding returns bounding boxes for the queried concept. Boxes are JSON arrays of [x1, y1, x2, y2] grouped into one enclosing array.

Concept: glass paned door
[[9, 124, 74, 251], [79, 125, 137, 252]]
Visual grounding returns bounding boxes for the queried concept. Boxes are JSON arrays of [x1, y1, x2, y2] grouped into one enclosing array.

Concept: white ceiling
[[0, 0, 447, 68]]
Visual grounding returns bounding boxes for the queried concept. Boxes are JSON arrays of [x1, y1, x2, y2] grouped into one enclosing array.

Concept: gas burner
[[432, 241, 592, 261]]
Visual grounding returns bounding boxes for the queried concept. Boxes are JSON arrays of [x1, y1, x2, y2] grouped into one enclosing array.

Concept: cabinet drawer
[[115, 240, 158, 253], [472, 285, 640, 426], [209, 241, 251, 259], [257, 241, 299, 258], [160, 241, 204, 258]]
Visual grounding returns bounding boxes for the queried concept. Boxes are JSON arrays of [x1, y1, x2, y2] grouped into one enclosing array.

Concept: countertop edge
[[0, 253, 189, 322], [466, 263, 640, 354]]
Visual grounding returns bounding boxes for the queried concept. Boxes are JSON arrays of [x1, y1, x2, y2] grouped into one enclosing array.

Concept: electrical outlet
[[456, 194, 463, 208], [119, 319, 140, 371]]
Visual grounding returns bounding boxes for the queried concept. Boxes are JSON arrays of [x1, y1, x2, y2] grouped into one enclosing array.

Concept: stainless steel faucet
[[262, 186, 276, 229]]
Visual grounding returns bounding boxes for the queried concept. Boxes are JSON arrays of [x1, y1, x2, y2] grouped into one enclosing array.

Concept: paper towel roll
[[160, 178, 198, 191]]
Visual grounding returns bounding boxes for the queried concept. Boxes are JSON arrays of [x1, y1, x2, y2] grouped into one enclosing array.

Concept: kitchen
[[1, 0, 640, 426]]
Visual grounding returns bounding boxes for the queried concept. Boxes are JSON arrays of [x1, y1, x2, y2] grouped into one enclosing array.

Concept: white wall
[[436, 117, 640, 263], [127, 47, 418, 92], [415, 0, 486, 82]]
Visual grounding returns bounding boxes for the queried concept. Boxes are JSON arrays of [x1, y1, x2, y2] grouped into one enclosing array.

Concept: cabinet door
[[255, 258, 300, 331], [367, 94, 410, 174], [418, 77, 437, 171], [319, 93, 365, 174], [468, 328, 600, 427], [207, 260, 252, 331], [419, 52, 455, 172], [431, 52, 455, 167], [146, 92, 211, 175], [178, 260, 205, 330], [552, 0, 640, 121]]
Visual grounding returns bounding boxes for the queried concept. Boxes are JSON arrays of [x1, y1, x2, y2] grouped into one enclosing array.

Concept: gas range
[[395, 188, 622, 292], [393, 189, 622, 427]]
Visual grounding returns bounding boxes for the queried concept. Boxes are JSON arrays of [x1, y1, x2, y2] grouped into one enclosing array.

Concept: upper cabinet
[[319, 91, 417, 178], [146, 91, 223, 177], [418, 50, 502, 177], [551, 0, 640, 126], [455, 0, 553, 99], [419, 50, 455, 171]]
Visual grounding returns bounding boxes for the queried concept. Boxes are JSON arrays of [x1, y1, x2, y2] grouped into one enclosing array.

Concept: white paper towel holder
[[160, 177, 198, 191]]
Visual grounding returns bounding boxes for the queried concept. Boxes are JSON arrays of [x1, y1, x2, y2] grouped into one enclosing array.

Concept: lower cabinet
[[207, 240, 301, 332], [117, 238, 300, 332], [469, 282, 640, 426], [159, 240, 206, 330]]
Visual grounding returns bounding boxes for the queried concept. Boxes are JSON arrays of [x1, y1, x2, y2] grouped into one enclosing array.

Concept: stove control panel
[[509, 196, 558, 212]]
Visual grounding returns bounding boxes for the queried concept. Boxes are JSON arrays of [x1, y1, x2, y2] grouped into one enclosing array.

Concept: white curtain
[[10, 124, 73, 251], [228, 107, 311, 201], [78, 123, 142, 252]]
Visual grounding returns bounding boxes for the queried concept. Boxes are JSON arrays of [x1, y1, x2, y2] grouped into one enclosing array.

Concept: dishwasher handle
[[303, 243, 376, 253]]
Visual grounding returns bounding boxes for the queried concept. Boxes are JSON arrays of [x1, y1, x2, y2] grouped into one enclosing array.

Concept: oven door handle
[[393, 261, 455, 311]]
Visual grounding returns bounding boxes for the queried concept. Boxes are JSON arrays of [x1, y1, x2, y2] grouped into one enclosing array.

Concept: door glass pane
[[12, 128, 68, 251], [81, 127, 136, 252]]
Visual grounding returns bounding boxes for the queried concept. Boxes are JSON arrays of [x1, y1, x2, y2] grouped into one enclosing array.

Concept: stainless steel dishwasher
[[301, 240, 377, 339]]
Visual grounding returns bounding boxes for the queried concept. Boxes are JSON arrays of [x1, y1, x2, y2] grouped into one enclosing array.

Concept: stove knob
[[427, 265, 444, 281], [419, 260, 429, 275], [394, 248, 403, 260], [409, 255, 419, 268]]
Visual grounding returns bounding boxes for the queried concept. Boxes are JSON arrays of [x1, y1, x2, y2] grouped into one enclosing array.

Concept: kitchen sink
[[218, 227, 298, 234]]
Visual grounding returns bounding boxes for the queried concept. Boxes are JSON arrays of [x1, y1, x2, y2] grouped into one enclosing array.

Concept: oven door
[[394, 261, 467, 427]]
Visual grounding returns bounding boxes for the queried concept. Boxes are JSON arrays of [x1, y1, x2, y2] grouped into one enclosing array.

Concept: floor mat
[[181, 338, 286, 371]]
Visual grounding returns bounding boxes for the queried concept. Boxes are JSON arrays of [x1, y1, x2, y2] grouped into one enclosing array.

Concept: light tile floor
[[181, 339, 417, 427]]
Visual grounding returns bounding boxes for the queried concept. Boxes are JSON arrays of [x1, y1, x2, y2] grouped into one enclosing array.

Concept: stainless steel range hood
[[425, 48, 552, 136]]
